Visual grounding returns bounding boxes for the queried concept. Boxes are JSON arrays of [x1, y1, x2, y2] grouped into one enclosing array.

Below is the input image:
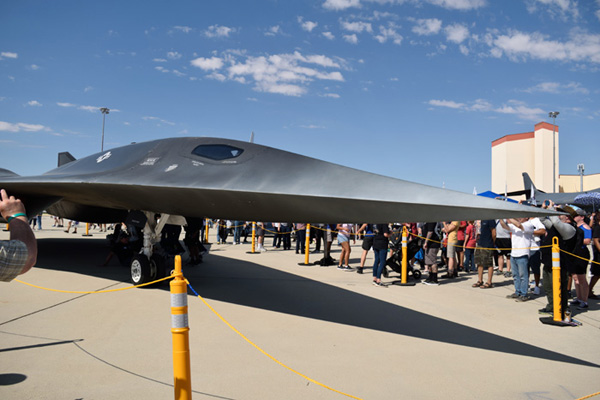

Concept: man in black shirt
[[422, 222, 441, 285]]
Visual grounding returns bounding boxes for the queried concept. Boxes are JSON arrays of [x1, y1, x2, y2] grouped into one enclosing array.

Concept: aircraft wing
[[0, 137, 561, 223]]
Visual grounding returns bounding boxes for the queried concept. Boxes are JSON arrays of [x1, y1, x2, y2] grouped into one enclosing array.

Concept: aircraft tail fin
[[58, 152, 76, 167], [522, 172, 537, 197], [0, 168, 19, 178]]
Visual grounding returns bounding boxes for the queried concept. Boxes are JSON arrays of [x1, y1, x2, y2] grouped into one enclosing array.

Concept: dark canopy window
[[191, 144, 244, 161]]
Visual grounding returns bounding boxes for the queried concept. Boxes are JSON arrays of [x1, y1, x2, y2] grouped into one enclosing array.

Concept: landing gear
[[128, 211, 186, 286]]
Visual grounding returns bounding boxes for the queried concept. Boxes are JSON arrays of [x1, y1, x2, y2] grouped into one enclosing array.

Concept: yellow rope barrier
[[14, 275, 174, 294], [577, 391, 600, 400]]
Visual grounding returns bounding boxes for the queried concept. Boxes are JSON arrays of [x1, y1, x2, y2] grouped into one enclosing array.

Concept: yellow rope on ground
[[14, 275, 173, 294], [577, 391, 600, 400], [185, 278, 363, 400]]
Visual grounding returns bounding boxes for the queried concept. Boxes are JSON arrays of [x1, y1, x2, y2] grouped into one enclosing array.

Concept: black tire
[[150, 254, 167, 280], [412, 269, 422, 280], [131, 254, 151, 285]]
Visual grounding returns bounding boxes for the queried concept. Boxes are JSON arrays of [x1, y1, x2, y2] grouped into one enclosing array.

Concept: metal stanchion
[[170, 255, 192, 399]]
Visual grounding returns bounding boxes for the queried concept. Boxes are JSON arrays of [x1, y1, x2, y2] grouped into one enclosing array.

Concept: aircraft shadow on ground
[[33, 238, 598, 369]]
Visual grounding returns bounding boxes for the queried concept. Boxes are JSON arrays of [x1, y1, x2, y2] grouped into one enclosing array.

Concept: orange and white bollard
[[170, 255, 192, 399]]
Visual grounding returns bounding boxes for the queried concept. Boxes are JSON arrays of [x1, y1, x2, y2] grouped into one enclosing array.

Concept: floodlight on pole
[[549, 111, 559, 193], [100, 107, 110, 152]]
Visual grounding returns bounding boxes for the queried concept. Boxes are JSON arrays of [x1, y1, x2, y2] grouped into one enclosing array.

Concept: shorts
[[528, 250, 541, 276], [475, 248, 494, 268], [256, 227, 264, 237], [447, 242, 458, 258], [455, 240, 464, 252], [495, 238, 511, 256], [362, 236, 373, 251], [338, 234, 349, 244], [424, 247, 439, 265]]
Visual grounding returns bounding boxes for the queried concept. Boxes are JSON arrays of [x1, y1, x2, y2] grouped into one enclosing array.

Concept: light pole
[[578, 163, 585, 192], [100, 107, 110, 152], [549, 111, 559, 193]]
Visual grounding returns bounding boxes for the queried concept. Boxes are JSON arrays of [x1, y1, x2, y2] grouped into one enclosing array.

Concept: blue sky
[[1, 0, 599, 194]]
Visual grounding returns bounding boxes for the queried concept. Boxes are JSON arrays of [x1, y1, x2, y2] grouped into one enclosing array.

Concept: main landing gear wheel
[[131, 254, 151, 285]]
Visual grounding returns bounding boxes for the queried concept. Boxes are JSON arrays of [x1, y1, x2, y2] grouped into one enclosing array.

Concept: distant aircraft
[[514, 172, 600, 207], [0, 137, 558, 283]]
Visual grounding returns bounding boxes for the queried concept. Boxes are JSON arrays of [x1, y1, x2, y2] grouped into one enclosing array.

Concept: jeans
[[464, 248, 475, 272], [511, 255, 529, 296], [296, 229, 306, 253], [233, 221, 242, 244], [373, 248, 388, 279]]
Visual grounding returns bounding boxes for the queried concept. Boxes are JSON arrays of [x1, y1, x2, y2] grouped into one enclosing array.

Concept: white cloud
[[495, 100, 545, 120], [323, 31, 335, 40], [78, 105, 99, 112], [223, 51, 345, 96], [0, 121, 49, 132], [341, 21, 373, 33], [490, 29, 600, 63], [298, 17, 318, 32], [29, 64, 40, 70], [142, 116, 175, 126], [26, 100, 42, 107], [525, 0, 579, 20], [523, 81, 590, 94], [57, 102, 76, 108], [323, 0, 361, 10], [167, 52, 182, 60], [412, 19, 443, 36], [173, 25, 193, 33], [265, 25, 281, 36], [84, 86, 93, 92], [321, 93, 341, 98], [426, 0, 486, 10], [445, 23, 470, 44], [429, 99, 466, 109], [375, 24, 403, 45], [205, 25, 236, 38], [153, 58, 168, 62], [344, 34, 359, 44], [0, 51, 18, 60], [190, 56, 224, 71]]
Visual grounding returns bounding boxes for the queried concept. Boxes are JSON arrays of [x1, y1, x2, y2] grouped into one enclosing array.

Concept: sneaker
[[506, 293, 519, 299], [504, 271, 512, 278], [495, 270, 503, 276], [372, 281, 385, 287], [424, 280, 439, 286], [532, 286, 541, 295], [515, 295, 530, 302], [337, 265, 345, 270], [343, 265, 353, 271], [356, 267, 363, 274], [538, 308, 552, 315], [577, 302, 589, 310], [569, 299, 581, 306]]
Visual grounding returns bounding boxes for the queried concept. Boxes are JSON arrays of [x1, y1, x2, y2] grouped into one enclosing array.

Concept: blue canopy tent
[[477, 190, 519, 203]]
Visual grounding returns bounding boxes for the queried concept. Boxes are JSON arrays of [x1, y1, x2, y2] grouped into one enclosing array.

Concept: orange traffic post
[[392, 225, 416, 286], [204, 218, 209, 243], [82, 222, 92, 236], [170, 255, 192, 399], [251, 222, 257, 253], [298, 224, 312, 266], [540, 237, 574, 326]]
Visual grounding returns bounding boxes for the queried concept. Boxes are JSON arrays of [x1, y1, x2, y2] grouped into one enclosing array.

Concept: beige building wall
[[560, 173, 600, 192], [491, 122, 559, 195]]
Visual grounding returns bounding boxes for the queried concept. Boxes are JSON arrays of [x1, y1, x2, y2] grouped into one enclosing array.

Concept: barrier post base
[[391, 280, 416, 286], [297, 262, 313, 266], [539, 317, 577, 326]]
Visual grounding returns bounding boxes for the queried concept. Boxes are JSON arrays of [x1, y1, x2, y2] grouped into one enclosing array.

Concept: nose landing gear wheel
[[131, 254, 151, 285]]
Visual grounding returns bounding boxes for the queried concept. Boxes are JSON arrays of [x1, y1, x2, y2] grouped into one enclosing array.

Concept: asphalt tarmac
[[1, 217, 599, 400]]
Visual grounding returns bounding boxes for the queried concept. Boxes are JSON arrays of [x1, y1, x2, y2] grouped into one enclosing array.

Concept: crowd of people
[[2, 188, 599, 321], [209, 202, 599, 318]]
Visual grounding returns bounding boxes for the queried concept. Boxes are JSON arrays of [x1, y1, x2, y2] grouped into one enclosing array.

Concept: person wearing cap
[[0, 189, 37, 282], [570, 206, 591, 310], [538, 201, 577, 316]]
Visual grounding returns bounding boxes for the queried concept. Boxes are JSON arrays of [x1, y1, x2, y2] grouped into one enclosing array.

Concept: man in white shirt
[[499, 218, 535, 301]]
